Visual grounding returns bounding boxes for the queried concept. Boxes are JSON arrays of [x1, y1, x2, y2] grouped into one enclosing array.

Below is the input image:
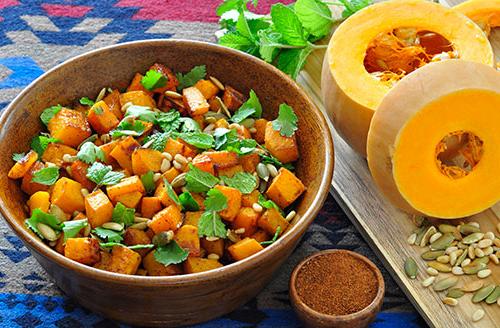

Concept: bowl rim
[[289, 249, 385, 322], [0, 39, 334, 286]]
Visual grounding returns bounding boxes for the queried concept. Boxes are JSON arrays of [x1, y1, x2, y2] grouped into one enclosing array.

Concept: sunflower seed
[[489, 253, 499, 264], [161, 158, 171, 173], [129, 222, 148, 230], [445, 246, 458, 255], [161, 152, 173, 161], [37, 223, 58, 241], [102, 222, 124, 231], [495, 238, 500, 248], [463, 281, 484, 293], [404, 257, 418, 279], [173, 160, 183, 170], [460, 224, 480, 235], [429, 232, 442, 244], [442, 297, 458, 306], [477, 269, 492, 279], [475, 248, 485, 258], [153, 173, 162, 182], [447, 288, 465, 298], [209, 76, 225, 90], [421, 250, 445, 261], [436, 255, 450, 264], [485, 286, 500, 304], [134, 216, 150, 223], [468, 245, 476, 259], [428, 261, 452, 273], [472, 284, 495, 303], [438, 224, 456, 234], [451, 266, 464, 275], [420, 226, 438, 247], [252, 203, 263, 213], [484, 231, 495, 240], [472, 309, 485, 322], [285, 210, 296, 221], [462, 232, 484, 244], [49, 204, 68, 222], [426, 267, 439, 276], [171, 173, 187, 188], [433, 276, 458, 291], [478, 239, 493, 248], [407, 233, 417, 245], [266, 164, 278, 178], [449, 250, 460, 266], [95, 87, 106, 102], [456, 251, 469, 267], [216, 96, 231, 118], [165, 90, 182, 99], [256, 163, 269, 181], [421, 276, 435, 287], [483, 246, 494, 256], [207, 253, 220, 260]]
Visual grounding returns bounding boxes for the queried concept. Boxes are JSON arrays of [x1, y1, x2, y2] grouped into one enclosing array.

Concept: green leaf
[[231, 90, 262, 123], [271, 3, 307, 46], [260, 152, 294, 170], [295, 0, 333, 38], [31, 135, 59, 157], [156, 111, 181, 133], [141, 171, 156, 194], [216, 0, 247, 16], [204, 188, 228, 212], [99, 242, 154, 250], [163, 178, 180, 206], [236, 9, 255, 41], [198, 211, 227, 239], [258, 194, 283, 213], [62, 219, 88, 241], [260, 226, 281, 245], [220, 172, 257, 194], [79, 97, 95, 106], [31, 167, 59, 185], [125, 105, 157, 122], [214, 128, 239, 151], [86, 162, 124, 186], [175, 132, 214, 149], [176, 65, 207, 90], [277, 45, 313, 80], [272, 104, 298, 137], [40, 105, 62, 126], [77, 142, 105, 164], [93, 227, 123, 243], [258, 29, 284, 63], [145, 132, 169, 152], [179, 117, 202, 133], [339, 0, 372, 18], [12, 152, 26, 162], [179, 191, 200, 211], [100, 171, 126, 186], [25, 209, 62, 239], [111, 119, 146, 138], [154, 240, 189, 266], [141, 69, 168, 91], [219, 32, 257, 54], [185, 164, 219, 193], [112, 202, 135, 226]]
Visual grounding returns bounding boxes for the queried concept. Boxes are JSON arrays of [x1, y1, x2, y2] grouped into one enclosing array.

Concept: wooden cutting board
[[298, 1, 500, 327]]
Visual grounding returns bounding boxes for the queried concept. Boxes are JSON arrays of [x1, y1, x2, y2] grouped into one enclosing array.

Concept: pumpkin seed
[[421, 276, 435, 287], [438, 224, 456, 234], [426, 267, 439, 276], [472, 284, 495, 303], [462, 232, 484, 244], [429, 232, 442, 244], [457, 242, 467, 249], [165, 90, 182, 99], [463, 262, 487, 275], [171, 173, 187, 188], [473, 256, 490, 266], [412, 215, 426, 227], [102, 222, 124, 231], [477, 269, 492, 279], [152, 230, 174, 247], [216, 96, 231, 118], [404, 257, 418, 279], [433, 276, 458, 292], [446, 288, 465, 299], [49, 204, 68, 222], [421, 250, 445, 261], [463, 280, 484, 292], [208, 76, 225, 90], [256, 163, 269, 181], [428, 261, 451, 273], [266, 164, 278, 178], [37, 223, 58, 241], [442, 297, 458, 306], [485, 286, 500, 304], [449, 250, 459, 266], [420, 226, 437, 247], [456, 250, 468, 267], [430, 233, 454, 250], [414, 224, 430, 245], [472, 309, 485, 322], [459, 224, 480, 235], [129, 222, 147, 230], [407, 233, 417, 245]]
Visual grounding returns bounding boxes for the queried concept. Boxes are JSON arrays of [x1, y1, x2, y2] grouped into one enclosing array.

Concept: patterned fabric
[[0, 1, 427, 327]]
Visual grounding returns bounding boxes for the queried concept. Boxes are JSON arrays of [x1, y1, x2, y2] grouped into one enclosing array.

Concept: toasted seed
[[152, 231, 174, 247], [433, 276, 458, 292], [95, 87, 106, 102], [484, 231, 495, 240], [463, 262, 487, 275], [457, 251, 469, 267], [234, 228, 245, 234], [462, 232, 484, 244], [430, 233, 454, 250], [161, 152, 173, 161], [285, 210, 297, 221], [215, 96, 231, 118], [438, 224, 456, 234], [429, 232, 442, 244], [437, 255, 450, 264], [477, 269, 492, 279], [483, 246, 494, 256], [208, 76, 225, 90], [165, 90, 182, 99], [50, 204, 68, 222], [449, 251, 459, 266], [404, 257, 418, 279], [83, 224, 91, 237], [266, 164, 279, 178], [62, 153, 77, 163], [173, 160, 183, 170], [457, 242, 467, 249], [451, 266, 464, 275], [203, 123, 215, 133], [153, 173, 162, 182], [252, 203, 263, 213], [472, 309, 485, 322], [420, 226, 437, 247], [421, 250, 444, 261], [445, 246, 458, 255], [442, 297, 458, 306], [407, 233, 417, 245], [171, 173, 187, 188], [489, 253, 499, 264], [463, 280, 484, 293], [485, 286, 500, 304], [414, 224, 429, 245], [174, 154, 188, 165], [475, 248, 485, 258], [129, 222, 148, 230], [134, 216, 149, 223], [478, 239, 493, 248], [459, 224, 480, 235], [426, 267, 439, 276], [428, 261, 452, 273], [421, 276, 435, 287], [102, 222, 124, 231], [447, 288, 465, 299], [468, 245, 476, 259], [472, 284, 495, 303], [207, 253, 220, 260], [206, 236, 219, 242], [37, 223, 58, 241], [256, 163, 270, 181], [161, 158, 171, 173]]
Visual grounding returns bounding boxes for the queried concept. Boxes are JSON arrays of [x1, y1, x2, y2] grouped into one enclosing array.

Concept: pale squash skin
[[367, 60, 500, 218], [454, 0, 500, 31], [321, 0, 494, 157]]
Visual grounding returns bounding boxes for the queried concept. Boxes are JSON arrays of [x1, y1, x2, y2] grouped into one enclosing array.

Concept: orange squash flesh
[[454, 0, 500, 34], [367, 60, 500, 218], [321, 0, 494, 156]]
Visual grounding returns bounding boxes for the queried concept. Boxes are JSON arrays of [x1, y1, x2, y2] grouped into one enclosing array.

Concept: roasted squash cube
[[48, 108, 92, 147], [126, 73, 152, 94], [228, 238, 263, 261], [51, 177, 85, 213], [85, 189, 114, 227], [266, 168, 305, 208], [160, 167, 182, 184], [27, 191, 50, 214], [201, 238, 225, 257], [253, 118, 268, 143], [251, 229, 270, 243], [124, 228, 152, 257], [21, 162, 50, 195], [232, 207, 260, 237], [8, 150, 38, 179], [264, 122, 299, 164], [107, 175, 145, 201], [192, 154, 215, 175], [222, 86, 245, 111], [140, 197, 162, 218], [183, 87, 210, 117], [174, 225, 200, 257], [87, 101, 120, 135], [113, 191, 143, 209], [69, 160, 95, 191], [119, 91, 156, 109], [164, 138, 184, 157], [214, 185, 242, 221], [154, 180, 178, 207], [183, 257, 223, 273], [105, 246, 142, 275], [99, 140, 119, 164], [239, 153, 260, 173], [258, 208, 289, 236], [217, 164, 243, 178], [109, 136, 141, 172], [149, 63, 179, 93], [205, 151, 239, 169], [143, 250, 183, 276], [184, 211, 203, 226], [242, 190, 260, 207], [64, 237, 100, 265], [42, 143, 77, 167], [103, 89, 123, 119], [148, 205, 182, 234], [194, 79, 219, 99], [131, 148, 163, 175]]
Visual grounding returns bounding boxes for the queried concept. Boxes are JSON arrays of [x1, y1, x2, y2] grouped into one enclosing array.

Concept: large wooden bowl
[[0, 40, 334, 326]]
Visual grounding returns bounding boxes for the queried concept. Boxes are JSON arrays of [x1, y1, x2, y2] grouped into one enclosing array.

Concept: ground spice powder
[[295, 252, 378, 315]]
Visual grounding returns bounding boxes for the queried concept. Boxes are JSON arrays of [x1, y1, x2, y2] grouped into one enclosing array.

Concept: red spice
[[295, 252, 378, 316]]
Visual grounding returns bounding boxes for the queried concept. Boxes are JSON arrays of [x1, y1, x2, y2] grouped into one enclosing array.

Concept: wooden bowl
[[289, 249, 385, 328], [0, 40, 334, 326]]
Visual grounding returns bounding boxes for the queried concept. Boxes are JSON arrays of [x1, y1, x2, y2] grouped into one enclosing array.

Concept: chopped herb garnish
[[25, 209, 62, 240], [154, 240, 189, 266], [93, 226, 123, 243], [12, 152, 25, 162], [220, 172, 257, 194], [179, 191, 200, 211], [79, 97, 95, 106], [62, 219, 88, 241], [272, 104, 298, 137], [258, 194, 282, 214], [141, 171, 156, 194], [260, 226, 281, 246], [163, 178, 180, 206], [156, 111, 181, 133], [111, 119, 146, 138], [77, 142, 105, 164], [176, 65, 207, 90], [86, 162, 124, 187], [31, 167, 59, 185], [141, 69, 168, 91], [260, 152, 294, 170], [40, 105, 62, 126], [185, 164, 219, 193], [112, 202, 135, 226], [231, 90, 262, 123], [30, 135, 59, 157], [198, 188, 228, 239], [175, 132, 214, 149], [125, 105, 157, 122]]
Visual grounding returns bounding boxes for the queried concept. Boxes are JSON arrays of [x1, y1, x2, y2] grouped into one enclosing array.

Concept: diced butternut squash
[[149, 63, 179, 93], [205, 151, 239, 169], [235, 125, 251, 139], [113, 191, 143, 208], [239, 153, 259, 173], [103, 89, 123, 119], [178, 139, 198, 159], [228, 237, 263, 261], [42, 143, 77, 167], [140, 197, 162, 218], [69, 160, 95, 191], [184, 211, 203, 226], [201, 238, 225, 257], [99, 140, 119, 164], [233, 207, 260, 237], [217, 164, 243, 178], [109, 136, 141, 172], [54, 234, 66, 254], [161, 167, 181, 184], [126, 73, 152, 94], [131, 148, 162, 175], [123, 228, 151, 257], [164, 138, 184, 157], [194, 79, 219, 99], [27, 191, 50, 214], [154, 180, 177, 207], [192, 154, 215, 175], [93, 251, 112, 271], [21, 162, 50, 195], [119, 91, 156, 109], [183, 86, 210, 117], [87, 101, 119, 134], [143, 250, 183, 276], [51, 177, 85, 213], [253, 118, 268, 143], [264, 122, 299, 163], [251, 229, 270, 243], [209, 97, 221, 112], [258, 208, 289, 236], [8, 150, 38, 179], [105, 246, 142, 275], [183, 257, 223, 273], [106, 176, 145, 203], [222, 86, 245, 111], [242, 190, 260, 207], [266, 168, 306, 208], [48, 108, 92, 147], [174, 225, 200, 257], [214, 185, 242, 221], [64, 237, 100, 265], [148, 205, 182, 234], [191, 193, 205, 210], [85, 189, 114, 227]]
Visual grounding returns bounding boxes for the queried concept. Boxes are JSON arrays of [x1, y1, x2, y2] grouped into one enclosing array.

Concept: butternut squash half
[[321, 0, 494, 156], [454, 0, 500, 35], [367, 60, 500, 218]]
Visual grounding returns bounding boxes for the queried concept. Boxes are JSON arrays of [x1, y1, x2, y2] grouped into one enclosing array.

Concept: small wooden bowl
[[289, 249, 385, 328]]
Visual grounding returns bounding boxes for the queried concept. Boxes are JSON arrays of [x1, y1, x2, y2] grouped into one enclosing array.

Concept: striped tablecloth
[[0, 1, 426, 326]]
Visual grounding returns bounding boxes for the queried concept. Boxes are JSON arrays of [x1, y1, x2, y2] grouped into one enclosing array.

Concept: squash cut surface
[[455, 0, 500, 35]]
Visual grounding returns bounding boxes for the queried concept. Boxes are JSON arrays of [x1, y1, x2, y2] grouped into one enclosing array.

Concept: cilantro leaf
[[112, 202, 135, 226], [176, 65, 207, 90], [141, 69, 168, 91], [86, 162, 124, 187], [258, 194, 282, 213], [145, 133, 169, 152], [79, 97, 95, 106], [40, 105, 62, 126], [99, 242, 154, 250], [339, 0, 372, 18], [185, 164, 219, 193], [62, 219, 88, 241], [31, 135, 59, 157], [31, 167, 59, 185], [270, 4, 307, 47], [125, 105, 157, 121], [214, 128, 239, 151], [179, 117, 201, 133], [77, 142, 105, 164], [141, 171, 156, 194], [156, 111, 181, 133], [111, 119, 145, 138], [12, 152, 25, 162], [154, 240, 189, 266], [204, 188, 228, 212], [277, 45, 314, 80], [295, 0, 333, 38], [220, 172, 257, 194], [25, 209, 62, 240], [163, 178, 180, 206], [179, 191, 200, 211], [230, 138, 257, 155], [260, 226, 281, 246], [93, 227, 123, 243], [198, 211, 227, 239], [231, 90, 262, 123], [175, 132, 214, 149], [272, 104, 298, 137], [260, 152, 294, 170]]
